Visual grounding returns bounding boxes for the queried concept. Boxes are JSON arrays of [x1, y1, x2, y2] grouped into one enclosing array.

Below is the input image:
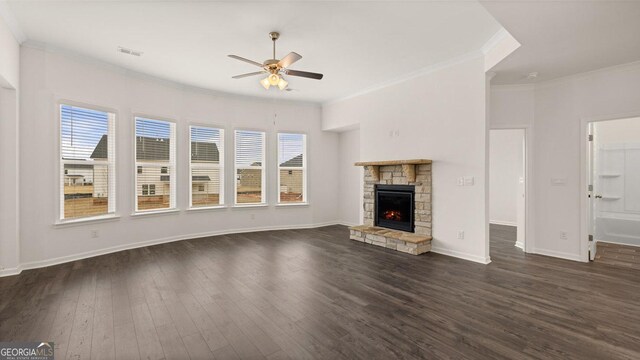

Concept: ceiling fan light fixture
[[260, 77, 271, 90], [268, 73, 280, 86], [277, 77, 288, 90]]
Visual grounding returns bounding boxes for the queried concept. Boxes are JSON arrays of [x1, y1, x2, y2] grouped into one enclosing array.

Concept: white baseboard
[[489, 220, 517, 227], [6, 221, 343, 277], [515, 241, 524, 250], [431, 246, 491, 265], [0, 266, 22, 277], [531, 247, 585, 262]]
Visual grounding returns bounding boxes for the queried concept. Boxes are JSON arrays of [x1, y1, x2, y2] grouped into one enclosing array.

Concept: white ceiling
[[481, 1, 640, 85], [5, 0, 501, 103]]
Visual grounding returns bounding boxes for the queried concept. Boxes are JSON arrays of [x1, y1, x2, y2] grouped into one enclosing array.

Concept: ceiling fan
[[228, 32, 323, 90]]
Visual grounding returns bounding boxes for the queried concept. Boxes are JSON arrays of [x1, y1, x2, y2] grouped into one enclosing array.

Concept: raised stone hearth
[[350, 225, 432, 255], [350, 159, 432, 255]]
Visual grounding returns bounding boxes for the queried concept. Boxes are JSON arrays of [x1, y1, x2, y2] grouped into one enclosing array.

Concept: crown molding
[[481, 28, 509, 55]]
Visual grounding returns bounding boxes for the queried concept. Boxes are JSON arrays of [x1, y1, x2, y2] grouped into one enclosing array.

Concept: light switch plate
[[463, 176, 475, 186]]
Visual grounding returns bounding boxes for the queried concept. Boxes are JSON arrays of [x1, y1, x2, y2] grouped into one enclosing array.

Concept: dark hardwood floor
[[595, 241, 640, 270], [1, 224, 639, 359]]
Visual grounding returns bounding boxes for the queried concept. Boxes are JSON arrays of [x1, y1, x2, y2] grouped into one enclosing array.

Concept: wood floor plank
[[130, 302, 164, 360], [113, 322, 140, 360]]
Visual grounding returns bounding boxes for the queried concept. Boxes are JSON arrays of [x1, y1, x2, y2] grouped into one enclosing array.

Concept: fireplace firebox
[[374, 184, 415, 233]]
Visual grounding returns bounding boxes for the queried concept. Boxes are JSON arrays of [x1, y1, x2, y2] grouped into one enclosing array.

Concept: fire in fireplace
[[374, 184, 415, 232]]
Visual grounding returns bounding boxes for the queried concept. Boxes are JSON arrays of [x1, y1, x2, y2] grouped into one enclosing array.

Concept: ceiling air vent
[[117, 46, 143, 57]]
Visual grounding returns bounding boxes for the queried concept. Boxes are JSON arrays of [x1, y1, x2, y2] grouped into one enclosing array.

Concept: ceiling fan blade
[[232, 71, 265, 79], [278, 52, 302, 69], [284, 69, 323, 80], [228, 55, 263, 67]]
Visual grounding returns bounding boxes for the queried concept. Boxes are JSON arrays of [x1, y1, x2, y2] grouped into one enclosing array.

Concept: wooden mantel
[[354, 159, 432, 183]]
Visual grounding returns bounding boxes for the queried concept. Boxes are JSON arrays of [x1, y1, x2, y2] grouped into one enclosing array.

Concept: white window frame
[[234, 129, 266, 206], [277, 132, 308, 204], [58, 103, 116, 222], [189, 125, 225, 209], [134, 116, 177, 213]]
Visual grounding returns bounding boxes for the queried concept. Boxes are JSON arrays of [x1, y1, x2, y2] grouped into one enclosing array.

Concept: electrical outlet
[[457, 177, 465, 186], [90, 230, 99, 238], [559, 231, 568, 240], [457, 230, 465, 240]]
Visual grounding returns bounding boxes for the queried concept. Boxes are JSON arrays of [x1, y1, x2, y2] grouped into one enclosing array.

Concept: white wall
[[18, 45, 340, 268], [0, 13, 19, 88], [489, 129, 523, 226], [594, 117, 640, 144], [337, 128, 362, 226], [491, 61, 640, 261], [0, 14, 20, 275], [325, 55, 490, 264]]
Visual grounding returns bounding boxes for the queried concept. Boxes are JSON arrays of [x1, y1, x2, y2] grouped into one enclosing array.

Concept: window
[[135, 117, 176, 212], [60, 104, 115, 220], [189, 126, 224, 208], [277, 133, 307, 204], [234, 130, 265, 205]]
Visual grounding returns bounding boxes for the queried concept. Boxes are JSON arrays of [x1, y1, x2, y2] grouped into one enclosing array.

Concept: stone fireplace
[[350, 159, 432, 255]]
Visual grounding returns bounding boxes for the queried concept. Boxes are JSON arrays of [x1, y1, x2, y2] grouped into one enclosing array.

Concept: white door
[[516, 132, 526, 249], [587, 123, 597, 260]]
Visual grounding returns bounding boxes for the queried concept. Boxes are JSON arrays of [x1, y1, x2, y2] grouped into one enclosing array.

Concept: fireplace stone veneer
[[350, 160, 432, 255]]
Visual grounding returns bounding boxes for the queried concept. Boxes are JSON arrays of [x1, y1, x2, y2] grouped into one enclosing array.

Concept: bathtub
[[596, 212, 640, 247]]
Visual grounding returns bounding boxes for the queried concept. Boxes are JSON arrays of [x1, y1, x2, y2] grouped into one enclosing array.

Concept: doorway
[[586, 117, 640, 267], [489, 129, 526, 256]]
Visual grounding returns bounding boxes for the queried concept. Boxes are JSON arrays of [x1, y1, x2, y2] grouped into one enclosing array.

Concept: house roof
[[136, 137, 170, 161], [280, 154, 303, 167], [191, 142, 220, 162], [91, 135, 219, 162], [90, 135, 108, 159]]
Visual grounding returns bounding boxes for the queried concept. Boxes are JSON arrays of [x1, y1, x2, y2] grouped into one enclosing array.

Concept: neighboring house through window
[[135, 117, 176, 212], [234, 130, 265, 205], [277, 133, 307, 204], [59, 104, 115, 220], [190, 126, 224, 208]]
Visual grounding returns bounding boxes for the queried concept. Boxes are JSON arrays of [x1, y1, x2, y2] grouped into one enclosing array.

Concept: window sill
[[131, 209, 180, 218], [187, 205, 228, 212], [276, 202, 309, 207], [54, 214, 120, 227], [232, 203, 269, 209]]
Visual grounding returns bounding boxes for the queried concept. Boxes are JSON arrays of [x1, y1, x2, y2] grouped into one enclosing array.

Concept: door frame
[[579, 111, 640, 262], [489, 124, 532, 253]]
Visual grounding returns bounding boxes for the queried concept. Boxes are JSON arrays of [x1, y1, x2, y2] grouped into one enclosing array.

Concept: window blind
[[234, 130, 265, 204], [135, 117, 176, 212], [60, 104, 115, 220], [190, 126, 224, 207], [277, 133, 307, 203]]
